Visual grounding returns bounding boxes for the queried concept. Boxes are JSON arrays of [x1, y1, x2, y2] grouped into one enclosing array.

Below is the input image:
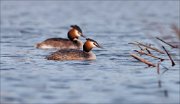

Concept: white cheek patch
[[75, 30, 81, 37], [90, 42, 96, 48]]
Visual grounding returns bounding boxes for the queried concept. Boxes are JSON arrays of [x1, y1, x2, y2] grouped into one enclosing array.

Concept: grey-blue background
[[1, 1, 179, 104]]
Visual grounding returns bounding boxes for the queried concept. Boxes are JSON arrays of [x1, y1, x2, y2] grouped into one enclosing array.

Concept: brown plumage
[[46, 49, 92, 60], [36, 25, 85, 50], [36, 38, 82, 49], [46, 38, 102, 61], [83, 38, 102, 52], [67, 29, 79, 41]]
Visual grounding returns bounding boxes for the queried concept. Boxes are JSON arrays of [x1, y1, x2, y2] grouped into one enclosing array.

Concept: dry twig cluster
[[129, 24, 179, 75]]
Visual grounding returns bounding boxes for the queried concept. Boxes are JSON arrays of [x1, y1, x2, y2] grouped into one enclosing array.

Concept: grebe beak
[[81, 34, 86, 38], [97, 45, 103, 49], [94, 42, 103, 49]]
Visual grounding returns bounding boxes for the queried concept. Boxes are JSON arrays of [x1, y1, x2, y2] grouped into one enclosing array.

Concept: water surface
[[1, 1, 179, 104]]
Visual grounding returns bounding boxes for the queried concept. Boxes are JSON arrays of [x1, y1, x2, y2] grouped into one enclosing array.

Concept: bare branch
[[162, 46, 175, 66], [156, 37, 178, 48], [136, 42, 165, 54], [146, 48, 152, 54], [161, 64, 170, 75], [128, 42, 146, 51], [130, 53, 156, 67], [157, 61, 161, 74], [134, 50, 165, 61]]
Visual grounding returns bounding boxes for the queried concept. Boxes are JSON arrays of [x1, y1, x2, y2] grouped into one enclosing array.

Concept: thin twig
[[162, 46, 175, 66], [146, 48, 152, 54], [128, 42, 137, 45], [134, 50, 165, 61], [138, 45, 144, 50], [156, 37, 178, 48], [130, 53, 156, 67], [161, 64, 170, 75], [157, 61, 161, 74], [128, 42, 144, 50], [135, 41, 165, 54]]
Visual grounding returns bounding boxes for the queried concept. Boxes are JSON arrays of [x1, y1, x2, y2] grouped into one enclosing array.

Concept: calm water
[[1, 1, 179, 104]]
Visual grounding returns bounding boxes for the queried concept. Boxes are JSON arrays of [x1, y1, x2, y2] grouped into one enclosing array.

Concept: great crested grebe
[[46, 38, 102, 61], [36, 25, 85, 49]]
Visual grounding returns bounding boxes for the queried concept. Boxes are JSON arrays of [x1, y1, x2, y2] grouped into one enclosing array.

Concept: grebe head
[[68, 25, 86, 41], [83, 38, 102, 52]]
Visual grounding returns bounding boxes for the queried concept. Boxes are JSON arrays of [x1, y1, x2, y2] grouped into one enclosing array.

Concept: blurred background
[[1, 1, 179, 104]]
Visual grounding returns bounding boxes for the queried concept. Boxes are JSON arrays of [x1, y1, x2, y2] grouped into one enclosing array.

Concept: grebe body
[[46, 38, 102, 61], [36, 25, 85, 50]]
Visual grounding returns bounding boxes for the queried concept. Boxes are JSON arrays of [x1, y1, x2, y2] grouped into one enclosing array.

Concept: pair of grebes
[[36, 25, 102, 60]]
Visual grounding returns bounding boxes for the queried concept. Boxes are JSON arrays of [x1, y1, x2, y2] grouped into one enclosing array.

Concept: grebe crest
[[83, 38, 102, 52], [46, 38, 102, 61], [36, 25, 85, 50], [68, 25, 85, 41]]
